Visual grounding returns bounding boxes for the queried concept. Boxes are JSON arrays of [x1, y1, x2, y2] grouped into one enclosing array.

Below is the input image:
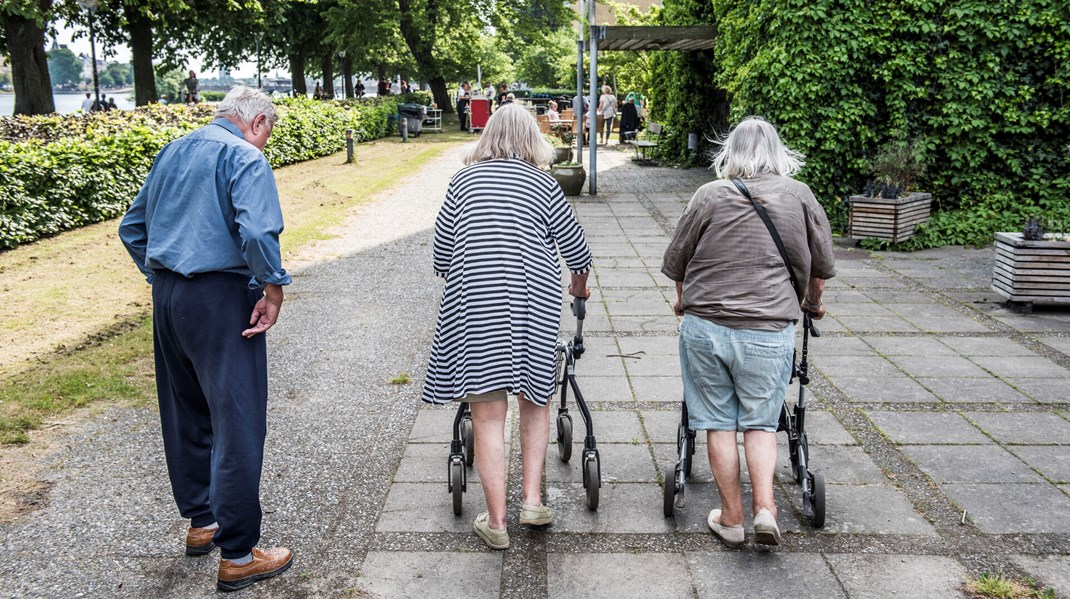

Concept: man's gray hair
[[215, 85, 278, 125], [712, 117, 805, 179]]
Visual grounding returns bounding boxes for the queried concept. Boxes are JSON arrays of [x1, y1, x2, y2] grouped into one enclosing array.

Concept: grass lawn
[[0, 117, 470, 444]]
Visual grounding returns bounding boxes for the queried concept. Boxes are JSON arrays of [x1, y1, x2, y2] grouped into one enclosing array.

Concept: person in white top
[[80, 92, 94, 112], [597, 85, 618, 145], [546, 100, 560, 122], [390, 78, 401, 95]]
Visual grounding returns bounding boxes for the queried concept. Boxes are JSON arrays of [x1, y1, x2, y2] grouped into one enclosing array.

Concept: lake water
[[0, 92, 135, 116]]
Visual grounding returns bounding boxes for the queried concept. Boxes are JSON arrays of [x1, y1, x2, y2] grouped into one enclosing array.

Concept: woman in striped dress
[[423, 103, 593, 550]]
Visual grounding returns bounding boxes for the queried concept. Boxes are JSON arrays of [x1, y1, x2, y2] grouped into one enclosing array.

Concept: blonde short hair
[[712, 117, 805, 179], [601, 85, 612, 95], [465, 103, 555, 166]]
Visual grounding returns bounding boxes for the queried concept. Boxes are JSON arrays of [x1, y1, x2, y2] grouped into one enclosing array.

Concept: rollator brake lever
[[803, 312, 821, 338]]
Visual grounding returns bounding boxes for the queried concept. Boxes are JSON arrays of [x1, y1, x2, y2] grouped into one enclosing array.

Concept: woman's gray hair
[[215, 85, 278, 125], [712, 117, 805, 179], [465, 103, 555, 166]]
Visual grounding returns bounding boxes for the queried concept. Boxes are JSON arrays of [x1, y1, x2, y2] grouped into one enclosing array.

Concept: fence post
[[400, 118, 409, 142], [346, 129, 355, 163]]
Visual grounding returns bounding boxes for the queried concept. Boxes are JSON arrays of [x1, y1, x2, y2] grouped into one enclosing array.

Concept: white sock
[[229, 553, 253, 565], [200, 522, 219, 531]]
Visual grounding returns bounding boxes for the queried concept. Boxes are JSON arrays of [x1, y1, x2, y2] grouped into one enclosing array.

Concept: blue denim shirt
[[119, 118, 291, 288]]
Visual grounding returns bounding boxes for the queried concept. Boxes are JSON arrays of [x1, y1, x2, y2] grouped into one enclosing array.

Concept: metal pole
[[256, 35, 262, 89], [587, 2, 598, 195], [88, 8, 100, 108], [575, 0, 584, 166], [346, 129, 354, 163]]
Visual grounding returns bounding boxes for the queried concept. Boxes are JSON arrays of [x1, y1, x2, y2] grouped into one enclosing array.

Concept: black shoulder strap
[[731, 178, 802, 300]]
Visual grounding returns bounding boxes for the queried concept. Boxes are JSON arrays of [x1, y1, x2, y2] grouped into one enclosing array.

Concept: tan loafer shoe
[[519, 503, 553, 526], [217, 547, 294, 592], [708, 509, 745, 547], [753, 508, 781, 546], [185, 526, 217, 556], [473, 512, 509, 550]]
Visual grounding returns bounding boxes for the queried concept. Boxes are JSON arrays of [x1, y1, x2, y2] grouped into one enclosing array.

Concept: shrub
[[0, 96, 416, 249]]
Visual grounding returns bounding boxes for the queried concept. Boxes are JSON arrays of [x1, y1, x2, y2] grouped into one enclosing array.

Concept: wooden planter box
[[992, 232, 1070, 307], [848, 192, 933, 243]]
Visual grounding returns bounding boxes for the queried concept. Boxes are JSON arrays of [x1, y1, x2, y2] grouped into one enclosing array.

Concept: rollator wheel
[[450, 460, 464, 515], [811, 472, 826, 528], [663, 467, 677, 517], [584, 457, 600, 511], [557, 413, 573, 463], [461, 416, 474, 467]]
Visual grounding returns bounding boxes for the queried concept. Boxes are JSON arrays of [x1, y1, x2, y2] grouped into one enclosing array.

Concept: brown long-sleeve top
[[661, 174, 837, 331]]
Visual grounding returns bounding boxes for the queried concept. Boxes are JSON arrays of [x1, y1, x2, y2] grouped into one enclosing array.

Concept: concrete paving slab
[[944, 483, 1070, 533], [376, 483, 488, 533], [938, 336, 1040, 356], [605, 299, 675, 317], [1041, 336, 1070, 356], [555, 409, 644, 443], [867, 411, 990, 444], [570, 353, 628, 378], [830, 376, 940, 403], [1006, 378, 1070, 403], [653, 443, 715, 484], [965, 412, 1070, 444], [889, 355, 991, 378], [993, 314, 1070, 334], [808, 337, 874, 356], [807, 445, 888, 485], [359, 551, 502, 599], [687, 552, 846, 598], [545, 442, 657, 484], [409, 408, 465, 443], [970, 356, 1069, 378], [1011, 555, 1070, 599], [804, 410, 858, 445], [1010, 446, 1070, 483], [611, 315, 682, 333], [826, 553, 967, 599], [835, 315, 921, 333], [616, 335, 680, 356], [573, 374, 635, 403], [594, 267, 659, 288], [901, 445, 1043, 483], [862, 290, 938, 303], [918, 377, 1033, 403], [547, 552, 696, 599], [668, 483, 806, 534], [630, 376, 684, 403], [544, 483, 675, 533], [862, 336, 959, 356], [394, 442, 489, 484], [784, 485, 936, 535], [826, 303, 897, 317], [625, 354, 682, 377], [813, 355, 901, 378]]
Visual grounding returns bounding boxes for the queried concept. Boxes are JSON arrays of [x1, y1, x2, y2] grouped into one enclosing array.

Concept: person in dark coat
[[618, 96, 640, 144]]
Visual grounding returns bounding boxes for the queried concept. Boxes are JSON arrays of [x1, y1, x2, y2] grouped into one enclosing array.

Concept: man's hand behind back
[[243, 284, 284, 337]]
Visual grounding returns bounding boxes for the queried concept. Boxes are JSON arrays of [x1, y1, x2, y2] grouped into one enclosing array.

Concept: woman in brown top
[[661, 117, 836, 547]]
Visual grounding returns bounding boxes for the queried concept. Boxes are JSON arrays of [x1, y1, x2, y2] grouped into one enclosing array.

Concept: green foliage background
[[0, 92, 431, 249], [655, 0, 1070, 246]]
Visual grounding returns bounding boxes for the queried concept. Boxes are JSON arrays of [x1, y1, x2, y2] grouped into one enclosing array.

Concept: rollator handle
[[572, 297, 586, 320]]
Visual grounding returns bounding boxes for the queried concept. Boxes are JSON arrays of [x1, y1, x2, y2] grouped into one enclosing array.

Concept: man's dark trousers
[[152, 270, 268, 559]]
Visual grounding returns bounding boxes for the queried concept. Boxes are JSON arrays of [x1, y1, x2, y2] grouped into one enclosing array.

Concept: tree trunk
[[320, 54, 335, 98], [377, 64, 386, 80], [428, 76, 450, 113], [341, 56, 353, 100], [124, 4, 157, 105], [3, 2, 55, 116], [289, 53, 306, 95]]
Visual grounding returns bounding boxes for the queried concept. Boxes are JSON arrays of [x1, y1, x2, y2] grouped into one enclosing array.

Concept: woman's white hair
[[465, 103, 555, 166], [601, 85, 612, 95], [712, 116, 805, 179], [215, 85, 278, 125]]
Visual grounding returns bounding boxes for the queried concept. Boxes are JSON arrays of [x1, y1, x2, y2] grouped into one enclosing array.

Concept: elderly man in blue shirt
[[119, 86, 293, 592]]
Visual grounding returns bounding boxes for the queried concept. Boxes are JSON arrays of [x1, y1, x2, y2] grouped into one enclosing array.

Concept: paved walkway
[[2, 145, 1070, 598]]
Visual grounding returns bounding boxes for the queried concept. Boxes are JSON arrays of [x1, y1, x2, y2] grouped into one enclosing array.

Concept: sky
[[53, 19, 265, 79]]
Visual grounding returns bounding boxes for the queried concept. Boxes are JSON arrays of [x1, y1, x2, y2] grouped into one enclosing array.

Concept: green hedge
[[656, 0, 1070, 246], [0, 93, 429, 250]]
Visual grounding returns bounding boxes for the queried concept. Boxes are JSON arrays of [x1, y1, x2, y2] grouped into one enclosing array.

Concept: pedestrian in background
[[80, 92, 94, 112], [424, 103, 593, 550], [661, 116, 836, 548], [597, 85, 617, 145], [119, 86, 294, 592], [456, 81, 471, 131], [183, 70, 200, 104]]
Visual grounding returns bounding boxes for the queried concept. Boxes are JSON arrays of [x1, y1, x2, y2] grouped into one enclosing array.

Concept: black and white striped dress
[[423, 159, 593, 406]]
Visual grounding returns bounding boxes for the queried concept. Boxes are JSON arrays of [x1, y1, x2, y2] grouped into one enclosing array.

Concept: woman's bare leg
[[708, 430, 744, 527], [517, 394, 550, 506], [471, 400, 509, 529]]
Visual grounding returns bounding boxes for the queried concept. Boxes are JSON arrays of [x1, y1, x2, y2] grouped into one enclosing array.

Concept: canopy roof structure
[[595, 26, 717, 52]]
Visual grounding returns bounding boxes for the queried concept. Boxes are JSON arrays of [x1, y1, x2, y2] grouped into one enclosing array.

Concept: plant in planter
[[992, 216, 1070, 311], [545, 134, 572, 165], [848, 140, 932, 244], [550, 161, 586, 196]]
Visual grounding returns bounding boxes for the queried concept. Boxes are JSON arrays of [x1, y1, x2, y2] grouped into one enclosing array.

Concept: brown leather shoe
[[217, 547, 293, 592], [185, 526, 217, 556]]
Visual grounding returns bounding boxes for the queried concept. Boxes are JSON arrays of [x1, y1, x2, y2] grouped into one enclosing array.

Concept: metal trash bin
[[398, 103, 426, 137]]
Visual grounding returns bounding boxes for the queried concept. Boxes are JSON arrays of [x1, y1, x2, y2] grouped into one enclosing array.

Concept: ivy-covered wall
[[657, 0, 1070, 245], [0, 93, 430, 250]]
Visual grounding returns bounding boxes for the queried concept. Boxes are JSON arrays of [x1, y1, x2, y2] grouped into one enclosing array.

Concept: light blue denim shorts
[[679, 314, 795, 432]]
